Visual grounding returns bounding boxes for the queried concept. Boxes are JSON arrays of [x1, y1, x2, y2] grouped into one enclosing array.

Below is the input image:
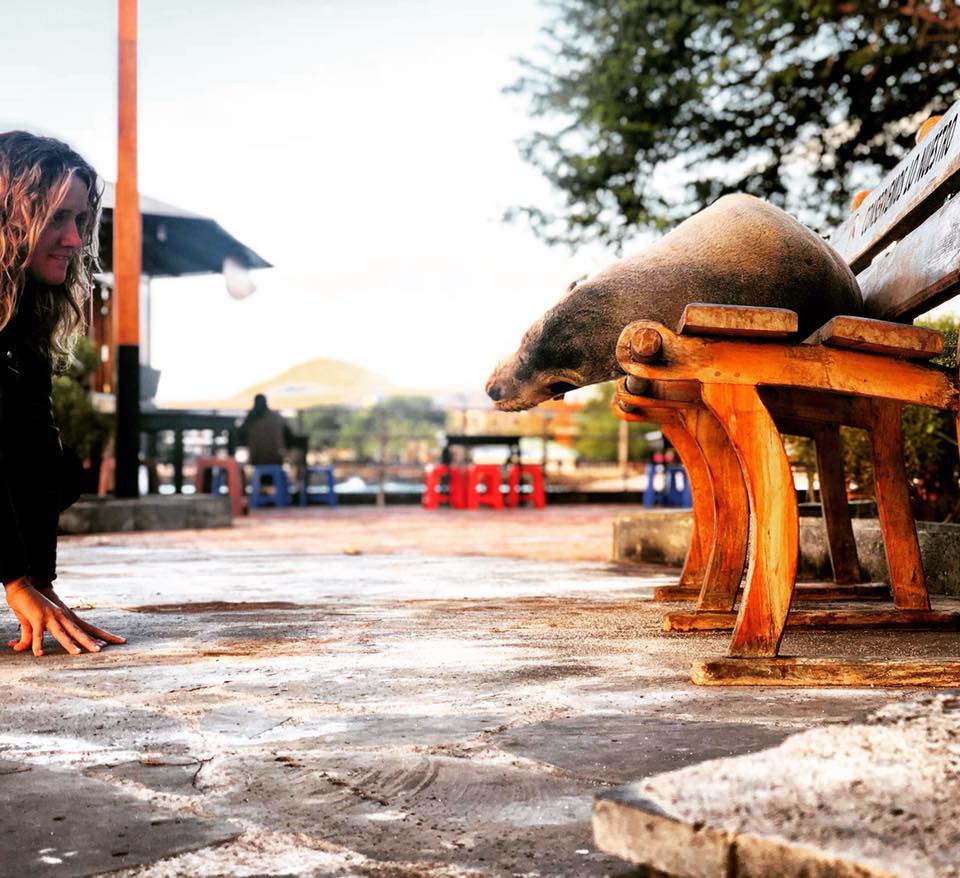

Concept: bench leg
[[701, 383, 797, 658], [812, 424, 862, 585], [682, 407, 748, 612], [659, 415, 714, 594], [870, 402, 930, 610]]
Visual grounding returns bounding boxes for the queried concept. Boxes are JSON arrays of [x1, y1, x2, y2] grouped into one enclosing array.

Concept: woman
[[0, 131, 125, 657]]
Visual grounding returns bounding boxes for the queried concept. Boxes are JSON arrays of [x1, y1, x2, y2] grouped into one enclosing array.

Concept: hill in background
[[159, 358, 396, 411], [158, 357, 494, 412]]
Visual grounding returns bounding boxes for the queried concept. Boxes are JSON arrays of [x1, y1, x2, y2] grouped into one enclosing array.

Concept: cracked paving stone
[[0, 759, 238, 877]]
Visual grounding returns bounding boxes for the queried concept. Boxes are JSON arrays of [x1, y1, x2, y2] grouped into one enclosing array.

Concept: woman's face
[[25, 175, 90, 286]]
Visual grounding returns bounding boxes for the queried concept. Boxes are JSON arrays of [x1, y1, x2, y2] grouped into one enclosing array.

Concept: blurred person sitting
[[239, 393, 296, 465]]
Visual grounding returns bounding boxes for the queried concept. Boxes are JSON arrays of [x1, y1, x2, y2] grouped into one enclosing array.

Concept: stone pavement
[[1, 507, 957, 877]]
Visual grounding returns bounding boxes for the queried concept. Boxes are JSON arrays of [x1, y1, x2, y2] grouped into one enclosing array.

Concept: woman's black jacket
[[0, 296, 70, 585]]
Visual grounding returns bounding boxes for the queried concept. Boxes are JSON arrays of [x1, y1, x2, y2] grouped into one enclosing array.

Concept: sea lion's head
[[485, 279, 620, 411]]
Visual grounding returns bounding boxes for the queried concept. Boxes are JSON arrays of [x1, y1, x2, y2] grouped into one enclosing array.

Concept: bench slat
[[804, 315, 944, 359], [831, 102, 960, 273], [855, 192, 960, 322], [677, 303, 798, 338]]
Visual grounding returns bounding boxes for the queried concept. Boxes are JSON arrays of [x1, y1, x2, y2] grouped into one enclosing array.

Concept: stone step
[[593, 695, 960, 878]]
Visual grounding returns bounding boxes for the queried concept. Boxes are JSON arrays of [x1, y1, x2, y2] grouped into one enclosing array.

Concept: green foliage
[[508, 0, 960, 247], [575, 381, 652, 461], [331, 396, 447, 462], [300, 404, 352, 451], [833, 315, 960, 521], [902, 315, 960, 520], [52, 336, 111, 460]]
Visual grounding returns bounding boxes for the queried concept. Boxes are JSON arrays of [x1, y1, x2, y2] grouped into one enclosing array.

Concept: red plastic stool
[[97, 456, 158, 496], [466, 464, 504, 510], [195, 456, 246, 518], [422, 465, 466, 509], [506, 464, 546, 509]]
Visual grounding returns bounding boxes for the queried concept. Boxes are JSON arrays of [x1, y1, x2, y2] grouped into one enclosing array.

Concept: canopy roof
[[98, 182, 271, 278]]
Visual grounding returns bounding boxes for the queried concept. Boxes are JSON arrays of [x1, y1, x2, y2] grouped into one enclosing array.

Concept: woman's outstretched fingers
[[46, 617, 81, 656], [75, 618, 125, 645], [42, 588, 126, 646], [57, 613, 100, 653]]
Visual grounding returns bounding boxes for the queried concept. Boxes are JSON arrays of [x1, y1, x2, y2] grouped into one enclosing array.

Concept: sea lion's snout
[[484, 356, 531, 411], [485, 352, 586, 412]]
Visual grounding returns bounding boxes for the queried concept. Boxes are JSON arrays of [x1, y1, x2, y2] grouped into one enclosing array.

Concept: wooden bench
[[616, 376, 886, 605], [613, 103, 960, 686]]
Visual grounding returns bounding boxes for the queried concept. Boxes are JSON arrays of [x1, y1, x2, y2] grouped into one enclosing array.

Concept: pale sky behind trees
[[4, 0, 619, 403]]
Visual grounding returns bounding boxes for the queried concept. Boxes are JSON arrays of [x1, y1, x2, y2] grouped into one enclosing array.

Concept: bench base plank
[[652, 582, 890, 602], [692, 657, 960, 687], [664, 609, 960, 632]]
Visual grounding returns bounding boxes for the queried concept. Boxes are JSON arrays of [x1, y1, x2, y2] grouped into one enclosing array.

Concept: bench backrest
[[830, 98, 960, 323]]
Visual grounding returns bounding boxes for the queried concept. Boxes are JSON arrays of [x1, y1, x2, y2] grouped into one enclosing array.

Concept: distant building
[[451, 397, 584, 448]]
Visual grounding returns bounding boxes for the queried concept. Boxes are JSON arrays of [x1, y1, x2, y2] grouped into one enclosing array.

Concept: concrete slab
[[59, 495, 231, 534], [594, 694, 960, 878], [614, 510, 960, 596], [1, 509, 957, 876], [0, 759, 238, 877]]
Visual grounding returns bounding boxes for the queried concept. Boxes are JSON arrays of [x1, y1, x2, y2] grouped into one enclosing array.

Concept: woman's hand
[[4, 578, 125, 656]]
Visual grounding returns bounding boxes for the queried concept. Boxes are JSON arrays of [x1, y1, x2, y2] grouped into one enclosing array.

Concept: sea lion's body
[[485, 194, 862, 411]]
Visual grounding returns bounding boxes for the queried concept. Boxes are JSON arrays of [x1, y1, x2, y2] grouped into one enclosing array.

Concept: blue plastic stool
[[642, 462, 667, 508], [300, 465, 337, 507], [210, 468, 228, 494], [666, 464, 692, 508], [249, 464, 291, 508]]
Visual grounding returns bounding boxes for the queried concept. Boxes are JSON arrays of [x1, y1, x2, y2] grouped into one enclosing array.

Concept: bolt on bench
[[614, 103, 960, 686]]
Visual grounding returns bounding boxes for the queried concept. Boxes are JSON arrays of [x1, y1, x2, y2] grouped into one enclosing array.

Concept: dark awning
[[98, 182, 272, 278]]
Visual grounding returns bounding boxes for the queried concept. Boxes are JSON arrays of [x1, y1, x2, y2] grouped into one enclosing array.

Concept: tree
[[300, 404, 352, 452], [508, 0, 960, 247], [52, 336, 111, 461], [336, 396, 447, 463], [575, 382, 653, 461]]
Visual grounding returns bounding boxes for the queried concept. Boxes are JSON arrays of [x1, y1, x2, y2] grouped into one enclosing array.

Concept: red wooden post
[[114, 0, 141, 497]]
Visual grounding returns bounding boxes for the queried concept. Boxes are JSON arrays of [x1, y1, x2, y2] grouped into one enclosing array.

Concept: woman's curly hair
[[0, 131, 101, 368]]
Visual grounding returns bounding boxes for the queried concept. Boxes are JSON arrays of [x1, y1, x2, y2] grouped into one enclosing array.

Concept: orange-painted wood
[[617, 323, 957, 410], [659, 416, 714, 590], [692, 657, 960, 686], [677, 303, 798, 338], [665, 609, 958, 632], [804, 315, 943, 359], [115, 0, 141, 346], [810, 424, 862, 585], [700, 383, 798, 657], [683, 406, 748, 612], [868, 402, 931, 610]]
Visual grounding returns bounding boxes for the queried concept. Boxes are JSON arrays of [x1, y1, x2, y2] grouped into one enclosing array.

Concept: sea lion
[[485, 193, 862, 411]]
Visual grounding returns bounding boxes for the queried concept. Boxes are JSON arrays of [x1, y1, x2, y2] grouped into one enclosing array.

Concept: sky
[[4, 0, 621, 404]]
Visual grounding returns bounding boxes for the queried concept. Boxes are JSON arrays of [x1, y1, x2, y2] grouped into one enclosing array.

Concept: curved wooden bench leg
[[811, 424, 862, 585], [869, 401, 930, 610], [700, 384, 798, 658], [660, 414, 713, 593], [682, 407, 748, 612]]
